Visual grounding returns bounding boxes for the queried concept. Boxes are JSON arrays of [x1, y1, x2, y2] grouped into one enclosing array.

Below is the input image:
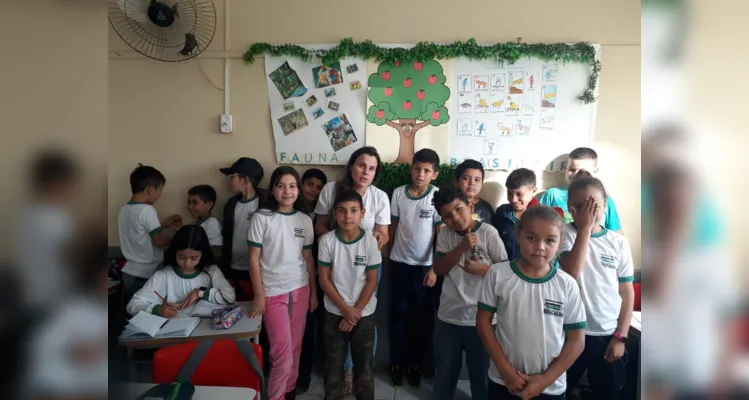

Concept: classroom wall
[[108, 1, 641, 263], [108, 0, 638, 368], [0, 1, 108, 261]]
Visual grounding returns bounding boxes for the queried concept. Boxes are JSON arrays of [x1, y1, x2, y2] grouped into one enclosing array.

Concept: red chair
[[633, 282, 642, 312], [152, 340, 263, 398]]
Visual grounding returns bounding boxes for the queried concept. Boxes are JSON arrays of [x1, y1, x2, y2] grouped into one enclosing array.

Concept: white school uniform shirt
[[199, 216, 223, 247], [435, 222, 507, 326], [15, 202, 75, 309], [118, 202, 165, 279], [126, 264, 236, 316], [314, 182, 391, 235], [558, 223, 634, 335], [478, 261, 587, 396], [389, 185, 443, 266], [318, 228, 382, 317], [24, 296, 108, 397], [247, 209, 314, 296], [230, 195, 260, 271]]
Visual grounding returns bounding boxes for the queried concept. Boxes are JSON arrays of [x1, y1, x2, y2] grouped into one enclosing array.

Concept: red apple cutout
[[416, 90, 426, 100], [431, 111, 441, 120], [384, 87, 393, 96], [428, 75, 437, 85], [402, 101, 412, 111], [382, 71, 391, 81], [403, 78, 412, 88], [376, 109, 385, 119], [394, 61, 401, 66], [414, 62, 423, 71]]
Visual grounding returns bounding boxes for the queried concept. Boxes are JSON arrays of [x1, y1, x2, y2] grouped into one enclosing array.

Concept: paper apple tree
[[367, 60, 450, 164]]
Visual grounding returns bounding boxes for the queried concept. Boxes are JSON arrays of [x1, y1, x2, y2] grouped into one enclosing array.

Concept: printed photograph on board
[[323, 114, 358, 152], [269, 61, 308, 100], [278, 108, 309, 135], [312, 62, 344, 88]]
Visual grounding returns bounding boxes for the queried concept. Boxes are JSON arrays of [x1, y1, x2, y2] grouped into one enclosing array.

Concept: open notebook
[[121, 311, 200, 339]]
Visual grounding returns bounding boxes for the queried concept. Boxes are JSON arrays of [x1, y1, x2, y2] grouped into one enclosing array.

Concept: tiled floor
[[297, 372, 473, 400]]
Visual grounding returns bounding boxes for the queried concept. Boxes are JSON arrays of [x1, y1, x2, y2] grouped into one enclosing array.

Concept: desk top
[[117, 383, 256, 399], [118, 301, 261, 349]]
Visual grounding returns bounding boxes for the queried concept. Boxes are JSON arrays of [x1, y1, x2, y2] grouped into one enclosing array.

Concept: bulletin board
[[264, 53, 369, 165], [447, 44, 601, 170]]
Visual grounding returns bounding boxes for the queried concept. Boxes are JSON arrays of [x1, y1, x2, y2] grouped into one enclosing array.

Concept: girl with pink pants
[[247, 167, 319, 400]]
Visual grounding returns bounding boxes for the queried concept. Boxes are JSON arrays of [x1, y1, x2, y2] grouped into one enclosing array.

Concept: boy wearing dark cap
[[219, 157, 266, 299]]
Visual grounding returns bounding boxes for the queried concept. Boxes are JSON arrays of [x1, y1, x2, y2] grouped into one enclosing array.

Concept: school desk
[[117, 383, 256, 399], [118, 301, 262, 349]]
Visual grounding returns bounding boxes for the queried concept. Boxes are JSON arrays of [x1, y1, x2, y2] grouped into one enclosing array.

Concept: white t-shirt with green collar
[[118, 202, 165, 279], [558, 223, 635, 336], [435, 221, 507, 326], [389, 184, 443, 266], [478, 260, 587, 396], [318, 228, 382, 317], [247, 209, 314, 297], [230, 195, 260, 271], [199, 216, 223, 247]]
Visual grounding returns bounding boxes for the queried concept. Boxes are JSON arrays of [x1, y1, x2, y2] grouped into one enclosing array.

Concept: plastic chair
[[153, 340, 263, 398]]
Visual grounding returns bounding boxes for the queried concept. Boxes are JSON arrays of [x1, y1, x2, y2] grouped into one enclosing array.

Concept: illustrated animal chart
[[449, 45, 600, 171], [265, 53, 368, 165]]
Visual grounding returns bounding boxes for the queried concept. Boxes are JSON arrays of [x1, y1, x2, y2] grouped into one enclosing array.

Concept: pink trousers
[[264, 285, 310, 400]]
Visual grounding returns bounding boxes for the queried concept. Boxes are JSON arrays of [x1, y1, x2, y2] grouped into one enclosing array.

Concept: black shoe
[[407, 364, 422, 387], [390, 364, 404, 388]]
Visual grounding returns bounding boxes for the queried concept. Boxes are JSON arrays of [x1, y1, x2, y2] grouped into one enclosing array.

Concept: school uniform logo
[[600, 254, 617, 269], [543, 299, 564, 317], [468, 246, 485, 261], [419, 209, 433, 219], [247, 212, 255, 220], [293, 228, 305, 238], [354, 255, 367, 267]]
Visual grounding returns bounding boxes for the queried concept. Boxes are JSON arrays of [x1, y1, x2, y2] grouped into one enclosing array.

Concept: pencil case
[[211, 303, 243, 330]]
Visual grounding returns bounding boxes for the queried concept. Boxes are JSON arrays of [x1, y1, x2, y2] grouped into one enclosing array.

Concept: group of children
[[117, 146, 634, 400]]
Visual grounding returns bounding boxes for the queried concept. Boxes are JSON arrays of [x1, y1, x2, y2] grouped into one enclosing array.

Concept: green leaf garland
[[244, 38, 600, 103]]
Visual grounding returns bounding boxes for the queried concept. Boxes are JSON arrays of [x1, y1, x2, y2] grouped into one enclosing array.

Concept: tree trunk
[[394, 128, 418, 164], [389, 118, 428, 165]]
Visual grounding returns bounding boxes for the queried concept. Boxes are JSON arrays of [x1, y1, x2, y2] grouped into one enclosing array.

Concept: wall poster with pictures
[[265, 52, 368, 165], [447, 47, 600, 170]]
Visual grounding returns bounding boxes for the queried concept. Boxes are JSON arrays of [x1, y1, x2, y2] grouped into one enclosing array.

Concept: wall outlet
[[220, 114, 233, 133]]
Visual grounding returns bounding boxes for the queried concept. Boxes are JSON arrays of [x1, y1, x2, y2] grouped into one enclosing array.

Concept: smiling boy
[[492, 168, 540, 261]]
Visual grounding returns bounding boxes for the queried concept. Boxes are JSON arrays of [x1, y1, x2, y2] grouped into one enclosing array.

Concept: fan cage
[[109, 0, 217, 62]]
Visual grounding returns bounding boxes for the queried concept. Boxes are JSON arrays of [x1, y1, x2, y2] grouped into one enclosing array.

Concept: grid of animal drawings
[[455, 66, 558, 156]]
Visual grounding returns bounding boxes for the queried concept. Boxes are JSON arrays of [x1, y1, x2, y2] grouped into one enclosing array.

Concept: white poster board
[[265, 54, 368, 165], [448, 45, 600, 171]]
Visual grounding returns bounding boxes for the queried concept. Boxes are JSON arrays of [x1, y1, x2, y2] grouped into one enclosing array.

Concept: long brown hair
[[329, 147, 382, 229]]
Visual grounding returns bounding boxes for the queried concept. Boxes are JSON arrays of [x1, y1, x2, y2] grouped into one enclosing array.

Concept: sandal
[[343, 369, 354, 395]]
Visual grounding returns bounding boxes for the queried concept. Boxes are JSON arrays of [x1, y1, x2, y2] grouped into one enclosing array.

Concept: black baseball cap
[[219, 157, 264, 183]]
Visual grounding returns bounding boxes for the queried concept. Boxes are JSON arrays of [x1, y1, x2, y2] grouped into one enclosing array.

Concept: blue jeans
[[432, 319, 489, 400], [344, 266, 381, 370]]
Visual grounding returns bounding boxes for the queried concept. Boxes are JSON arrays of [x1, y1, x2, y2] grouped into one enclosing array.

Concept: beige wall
[[108, 1, 640, 262], [0, 1, 108, 260]]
